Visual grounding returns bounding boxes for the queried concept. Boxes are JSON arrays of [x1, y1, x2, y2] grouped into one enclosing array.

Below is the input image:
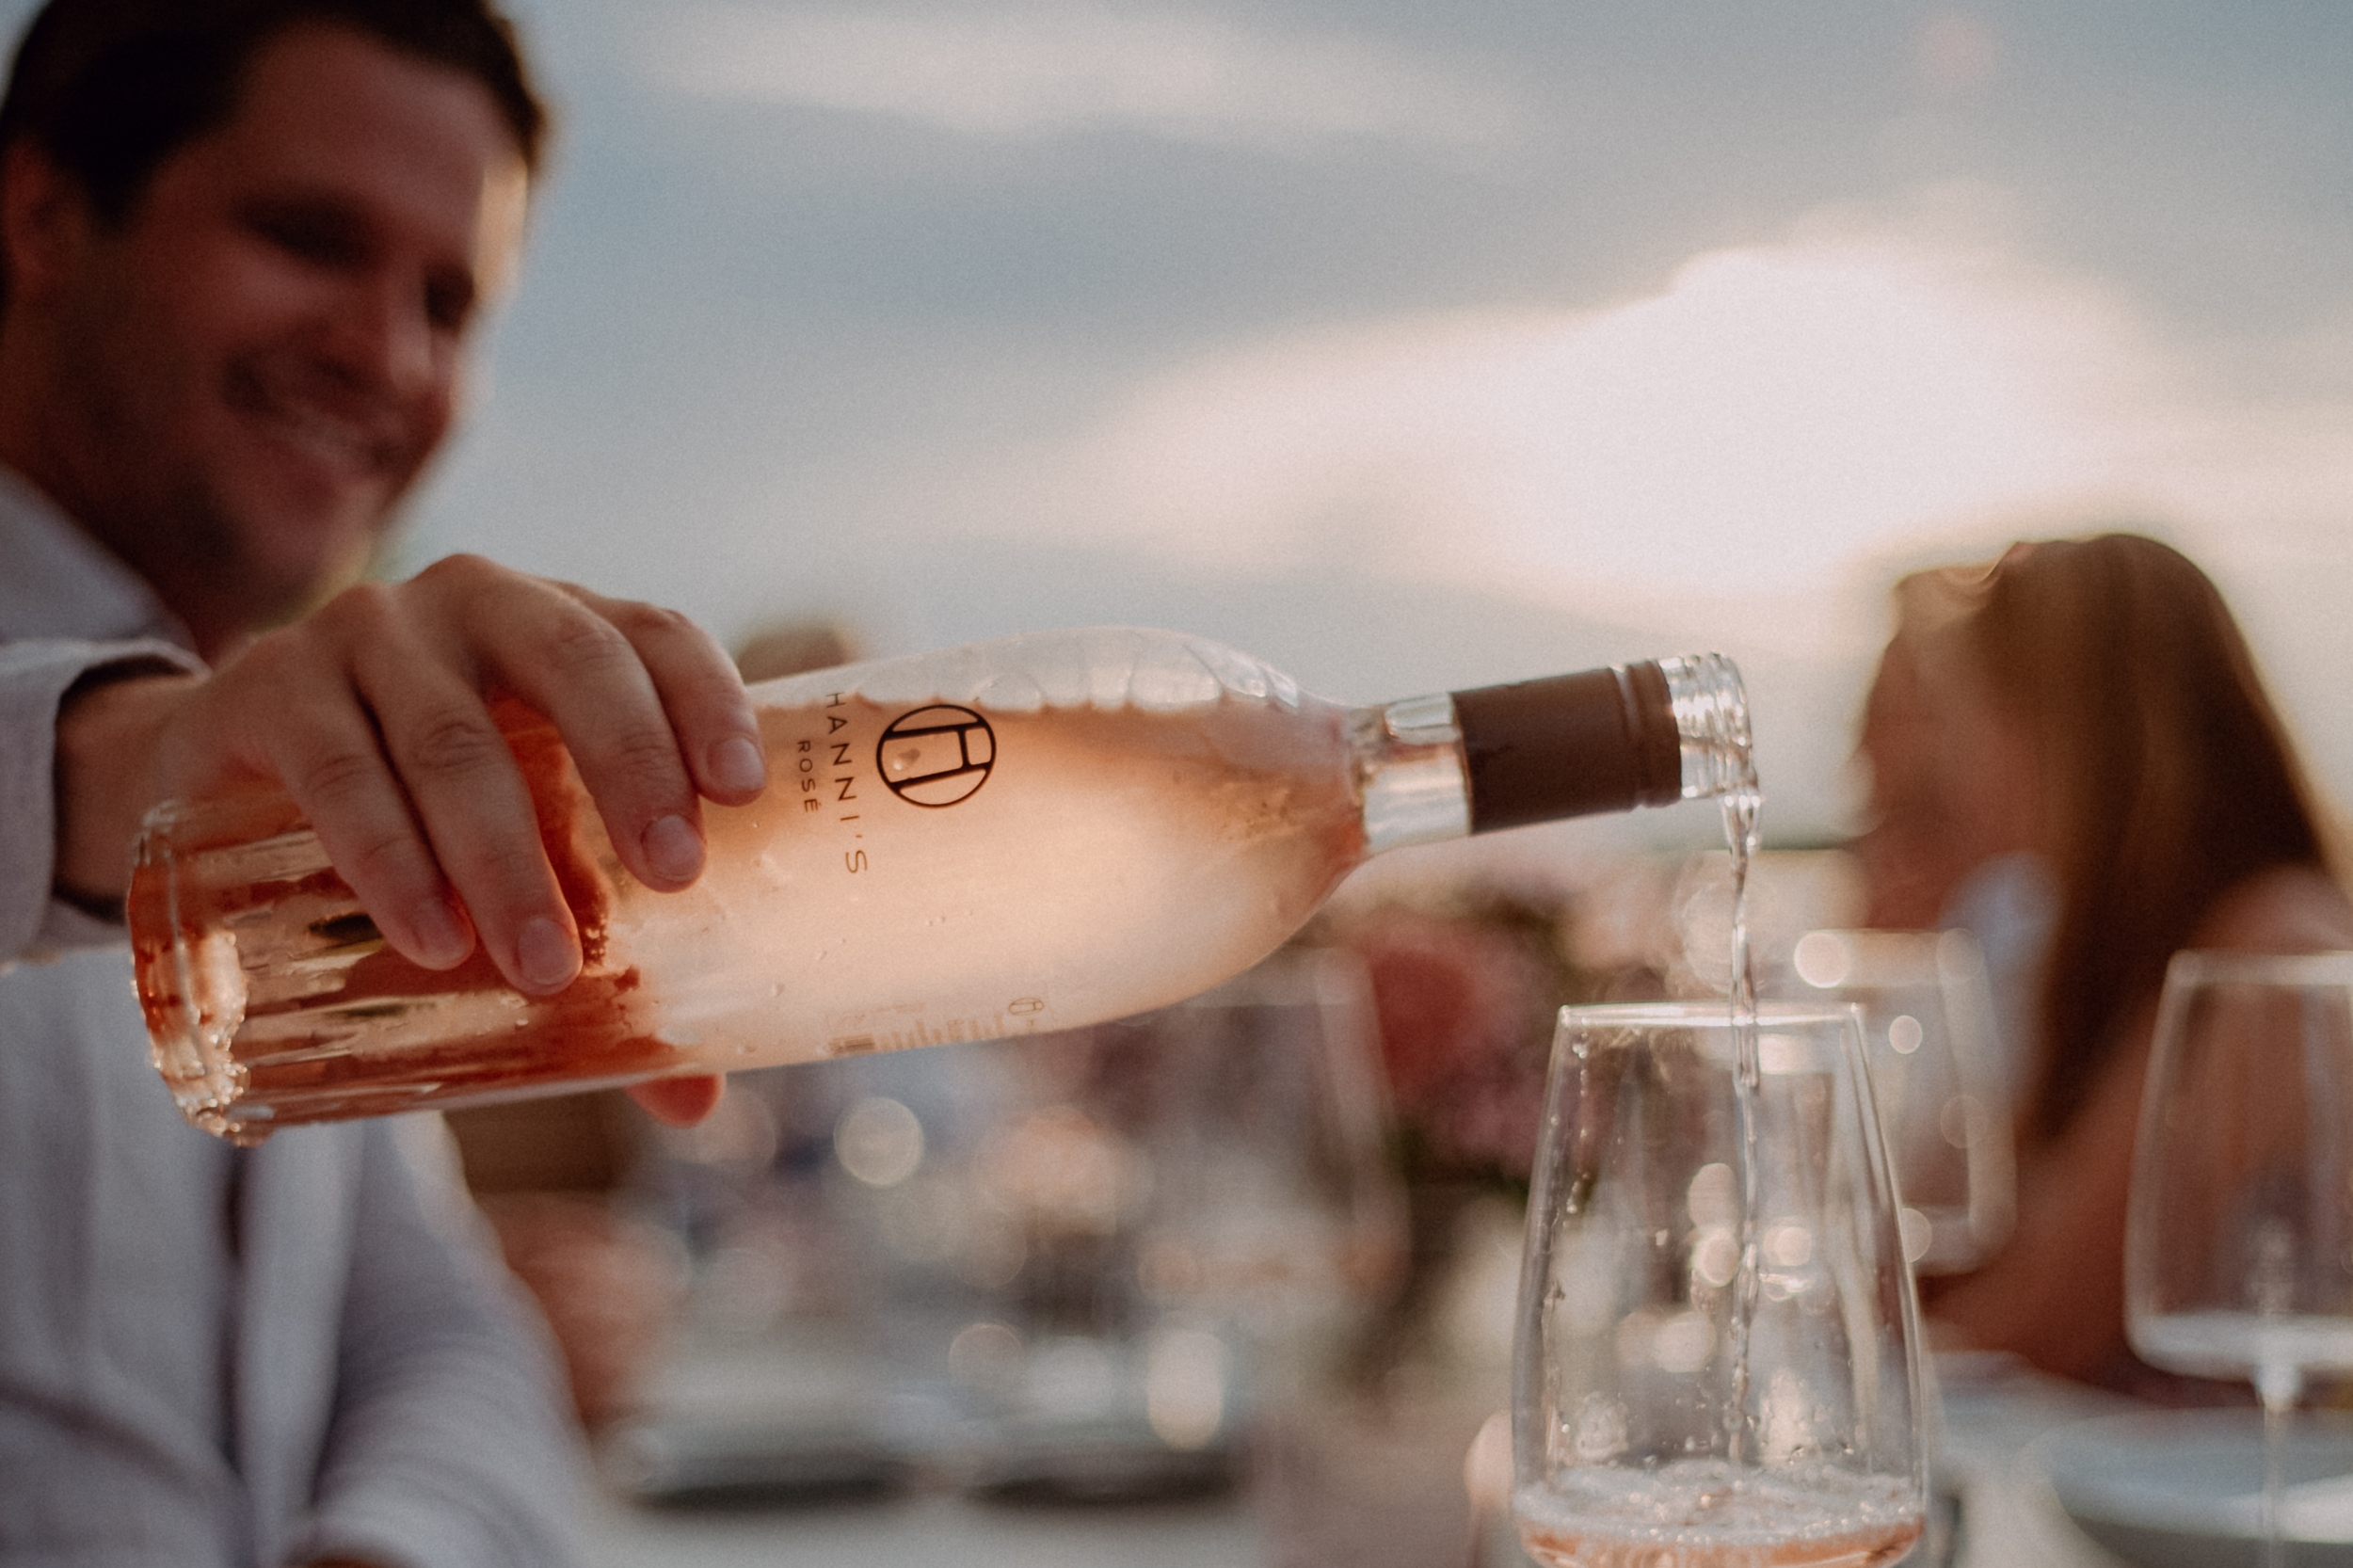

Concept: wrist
[[54, 666, 201, 905]]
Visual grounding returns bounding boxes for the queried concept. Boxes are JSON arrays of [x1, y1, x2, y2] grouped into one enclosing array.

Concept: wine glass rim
[[2165, 949, 2353, 987], [1555, 1000, 1857, 1030]]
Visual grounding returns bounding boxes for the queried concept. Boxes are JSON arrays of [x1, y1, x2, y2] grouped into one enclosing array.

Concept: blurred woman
[[1852, 533, 2353, 1389]]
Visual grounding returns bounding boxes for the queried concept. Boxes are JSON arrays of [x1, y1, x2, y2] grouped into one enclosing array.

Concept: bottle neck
[[1353, 694, 1473, 856], [1351, 653, 1752, 853], [1655, 652, 1755, 802]]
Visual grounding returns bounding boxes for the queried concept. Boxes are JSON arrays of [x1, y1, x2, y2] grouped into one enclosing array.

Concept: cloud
[[652, 3, 1518, 149], [919, 202, 2347, 632]]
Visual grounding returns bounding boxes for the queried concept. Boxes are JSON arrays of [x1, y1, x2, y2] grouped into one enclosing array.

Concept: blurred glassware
[[1785, 928, 2015, 1275], [1513, 1002, 1929, 1567], [2125, 951, 2353, 1568], [934, 947, 1408, 1504], [1127, 949, 1409, 1368], [616, 946, 1407, 1509]]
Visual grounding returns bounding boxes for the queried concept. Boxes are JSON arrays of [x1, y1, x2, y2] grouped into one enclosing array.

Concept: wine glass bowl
[[2125, 952, 2353, 1567], [1513, 1003, 1928, 1568], [1785, 929, 2014, 1276]]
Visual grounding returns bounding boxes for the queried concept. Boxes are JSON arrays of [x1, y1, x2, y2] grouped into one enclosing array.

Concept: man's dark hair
[[0, 0, 548, 230]]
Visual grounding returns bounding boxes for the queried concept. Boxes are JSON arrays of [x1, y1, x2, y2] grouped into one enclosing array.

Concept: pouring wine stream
[[1723, 751, 1765, 1470]]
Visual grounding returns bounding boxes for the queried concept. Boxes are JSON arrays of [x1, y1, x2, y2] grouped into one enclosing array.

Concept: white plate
[[2026, 1408, 2353, 1568]]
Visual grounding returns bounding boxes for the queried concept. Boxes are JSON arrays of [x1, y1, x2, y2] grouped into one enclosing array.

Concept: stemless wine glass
[[1785, 930, 2015, 1276], [2125, 951, 2353, 1568], [1513, 1003, 1928, 1568]]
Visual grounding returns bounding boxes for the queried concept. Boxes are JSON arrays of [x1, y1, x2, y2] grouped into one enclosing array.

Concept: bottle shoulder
[[744, 627, 1316, 717]]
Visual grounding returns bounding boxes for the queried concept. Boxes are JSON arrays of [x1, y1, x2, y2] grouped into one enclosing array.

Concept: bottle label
[[793, 696, 1003, 880], [782, 693, 876, 874], [878, 705, 998, 807]]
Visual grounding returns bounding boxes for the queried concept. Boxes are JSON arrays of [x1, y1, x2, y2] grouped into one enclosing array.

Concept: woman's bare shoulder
[[2190, 863, 2353, 953]]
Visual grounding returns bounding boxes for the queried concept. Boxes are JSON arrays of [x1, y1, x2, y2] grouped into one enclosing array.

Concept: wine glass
[[1513, 1002, 1928, 1567], [1785, 929, 2015, 1276], [1124, 947, 1408, 1362], [2125, 951, 2353, 1568]]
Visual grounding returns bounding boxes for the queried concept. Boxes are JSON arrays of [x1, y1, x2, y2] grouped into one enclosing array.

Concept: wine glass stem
[[2257, 1362, 2301, 1568]]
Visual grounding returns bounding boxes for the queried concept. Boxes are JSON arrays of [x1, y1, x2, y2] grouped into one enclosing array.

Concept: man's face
[[36, 24, 529, 633]]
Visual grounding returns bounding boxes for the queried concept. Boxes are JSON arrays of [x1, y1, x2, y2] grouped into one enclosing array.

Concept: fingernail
[[516, 916, 578, 991], [711, 734, 765, 795], [643, 813, 703, 884], [410, 896, 469, 968]]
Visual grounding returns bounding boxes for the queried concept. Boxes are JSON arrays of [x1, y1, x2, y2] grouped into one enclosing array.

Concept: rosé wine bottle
[[132, 628, 1750, 1142]]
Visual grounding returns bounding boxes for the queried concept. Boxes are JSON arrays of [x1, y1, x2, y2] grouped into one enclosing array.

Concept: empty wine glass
[[1125, 946, 1409, 1364], [2125, 951, 2353, 1568], [1785, 929, 2014, 1275], [1513, 1002, 1928, 1567]]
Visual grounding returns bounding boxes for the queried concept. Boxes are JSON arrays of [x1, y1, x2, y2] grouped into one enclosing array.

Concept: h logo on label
[[878, 706, 997, 807]]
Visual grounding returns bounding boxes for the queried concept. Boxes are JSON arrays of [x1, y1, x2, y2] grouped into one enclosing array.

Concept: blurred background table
[[576, 1322, 1504, 1568], [1933, 1358, 2143, 1568], [579, 1346, 2157, 1567], [581, 1489, 1260, 1568], [495, 881, 2197, 1568]]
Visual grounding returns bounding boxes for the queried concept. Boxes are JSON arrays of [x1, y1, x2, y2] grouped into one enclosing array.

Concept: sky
[[10, 0, 2349, 846]]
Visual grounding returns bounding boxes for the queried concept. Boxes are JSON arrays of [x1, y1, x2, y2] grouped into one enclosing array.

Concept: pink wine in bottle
[[132, 628, 1749, 1141]]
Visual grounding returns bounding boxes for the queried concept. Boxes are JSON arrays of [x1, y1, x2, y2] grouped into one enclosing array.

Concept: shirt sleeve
[[287, 1116, 589, 1568], [0, 637, 205, 968]]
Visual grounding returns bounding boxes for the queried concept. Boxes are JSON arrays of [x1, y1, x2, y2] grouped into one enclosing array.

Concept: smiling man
[[0, 3, 750, 1563], [1, 17, 531, 654]]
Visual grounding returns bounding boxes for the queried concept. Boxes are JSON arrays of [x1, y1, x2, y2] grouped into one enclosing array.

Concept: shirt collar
[[0, 466, 195, 650]]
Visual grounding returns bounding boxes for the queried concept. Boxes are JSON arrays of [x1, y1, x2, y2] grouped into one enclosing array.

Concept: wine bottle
[[131, 628, 1752, 1142]]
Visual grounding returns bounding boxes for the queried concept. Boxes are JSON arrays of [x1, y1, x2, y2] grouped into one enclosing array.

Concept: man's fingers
[[563, 585, 767, 807], [628, 1074, 725, 1127], [425, 562, 713, 896], [243, 653, 483, 975], [380, 689, 580, 992], [191, 560, 759, 1001], [342, 607, 582, 993]]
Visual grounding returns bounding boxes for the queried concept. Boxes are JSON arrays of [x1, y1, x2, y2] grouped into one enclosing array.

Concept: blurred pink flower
[[1336, 904, 1561, 1181]]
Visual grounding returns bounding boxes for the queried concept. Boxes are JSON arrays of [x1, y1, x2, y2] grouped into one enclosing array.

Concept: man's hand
[[56, 555, 764, 1118]]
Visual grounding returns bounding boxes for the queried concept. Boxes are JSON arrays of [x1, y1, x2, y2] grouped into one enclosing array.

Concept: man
[[0, 1, 748, 1561]]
